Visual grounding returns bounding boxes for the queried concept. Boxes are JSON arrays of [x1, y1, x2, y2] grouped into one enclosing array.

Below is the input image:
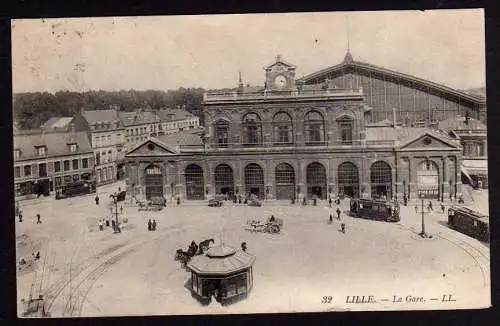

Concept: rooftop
[[119, 110, 160, 126], [437, 115, 487, 132], [155, 108, 197, 122], [82, 109, 120, 123], [41, 117, 73, 129], [14, 130, 93, 161], [187, 244, 256, 276]]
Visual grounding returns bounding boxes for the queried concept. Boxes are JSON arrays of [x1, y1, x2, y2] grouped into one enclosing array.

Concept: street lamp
[[109, 192, 121, 233], [418, 193, 429, 238]]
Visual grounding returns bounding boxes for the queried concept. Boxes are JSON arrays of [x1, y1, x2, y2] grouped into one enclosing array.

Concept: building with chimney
[[155, 108, 200, 135], [124, 54, 467, 202], [13, 126, 95, 200], [80, 108, 126, 185], [119, 109, 162, 145]]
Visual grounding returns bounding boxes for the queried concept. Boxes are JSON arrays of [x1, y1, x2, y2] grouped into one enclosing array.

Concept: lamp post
[[418, 193, 428, 238], [109, 192, 120, 233]]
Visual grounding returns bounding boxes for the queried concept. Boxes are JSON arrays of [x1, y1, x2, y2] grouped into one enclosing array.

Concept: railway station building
[[124, 53, 486, 202]]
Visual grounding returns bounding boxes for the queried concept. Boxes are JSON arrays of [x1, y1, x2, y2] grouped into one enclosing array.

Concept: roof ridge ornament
[[344, 51, 354, 64]]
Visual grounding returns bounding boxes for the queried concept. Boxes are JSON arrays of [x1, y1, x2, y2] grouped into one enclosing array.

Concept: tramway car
[[448, 206, 489, 242], [349, 198, 400, 222], [55, 180, 96, 199]]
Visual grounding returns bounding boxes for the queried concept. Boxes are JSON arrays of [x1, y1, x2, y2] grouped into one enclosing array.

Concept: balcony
[[203, 88, 364, 104]]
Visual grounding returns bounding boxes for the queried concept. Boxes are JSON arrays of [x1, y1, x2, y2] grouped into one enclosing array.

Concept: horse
[[198, 239, 215, 254], [174, 249, 192, 267], [188, 241, 198, 257]]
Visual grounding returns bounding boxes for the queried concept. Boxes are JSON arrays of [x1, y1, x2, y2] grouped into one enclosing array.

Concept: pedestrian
[[341, 222, 346, 234], [329, 197, 332, 208], [329, 214, 333, 224], [336, 207, 341, 220], [313, 197, 317, 206], [414, 205, 418, 213], [403, 194, 408, 206], [98, 219, 103, 231], [111, 219, 116, 231], [152, 219, 157, 231], [105, 218, 110, 227], [35, 251, 40, 260], [95, 195, 100, 205], [177, 196, 181, 205], [148, 219, 152, 231], [36, 214, 42, 224], [18, 213, 23, 223], [302, 197, 307, 206], [440, 203, 445, 214], [428, 201, 433, 211], [241, 242, 247, 252]]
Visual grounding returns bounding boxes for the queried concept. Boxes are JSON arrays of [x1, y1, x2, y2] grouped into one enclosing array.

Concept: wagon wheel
[[270, 224, 280, 234]]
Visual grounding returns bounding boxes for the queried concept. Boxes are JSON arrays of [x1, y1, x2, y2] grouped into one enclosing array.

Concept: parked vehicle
[[208, 199, 223, 207], [349, 198, 400, 222], [55, 180, 96, 200], [244, 217, 283, 234], [448, 206, 489, 242], [248, 199, 262, 207]]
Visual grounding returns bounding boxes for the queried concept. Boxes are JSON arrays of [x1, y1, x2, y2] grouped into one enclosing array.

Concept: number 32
[[321, 296, 333, 304]]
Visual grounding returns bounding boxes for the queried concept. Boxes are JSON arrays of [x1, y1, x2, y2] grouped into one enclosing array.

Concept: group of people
[[17, 213, 42, 224], [328, 206, 346, 234], [147, 219, 157, 231]]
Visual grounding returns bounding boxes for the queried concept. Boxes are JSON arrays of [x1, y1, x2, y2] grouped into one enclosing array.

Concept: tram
[[55, 180, 96, 199], [349, 198, 400, 222], [448, 206, 489, 242]]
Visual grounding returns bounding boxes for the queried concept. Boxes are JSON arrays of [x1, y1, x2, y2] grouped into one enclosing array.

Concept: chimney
[[392, 108, 397, 128]]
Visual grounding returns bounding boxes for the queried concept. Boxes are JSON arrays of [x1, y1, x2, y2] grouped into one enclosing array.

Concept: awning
[[461, 167, 473, 184], [462, 160, 488, 174]]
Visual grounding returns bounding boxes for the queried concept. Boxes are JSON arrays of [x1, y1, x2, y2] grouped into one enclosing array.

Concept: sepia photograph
[[11, 9, 489, 317]]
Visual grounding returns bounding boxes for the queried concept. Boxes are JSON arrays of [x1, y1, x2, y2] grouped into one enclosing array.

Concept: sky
[[11, 10, 485, 93]]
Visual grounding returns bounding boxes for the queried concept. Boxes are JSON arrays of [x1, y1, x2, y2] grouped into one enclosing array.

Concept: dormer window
[[69, 143, 77, 152], [36, 146, 47, 156], [14, 149, 21, 160]]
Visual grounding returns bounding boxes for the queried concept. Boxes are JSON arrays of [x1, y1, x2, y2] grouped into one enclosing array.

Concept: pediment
[[126, 139, 179, 156], [399, 133, 459, 150]]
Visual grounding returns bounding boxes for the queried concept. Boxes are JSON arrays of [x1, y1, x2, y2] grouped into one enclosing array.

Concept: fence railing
[[204, 88, 364, 102]]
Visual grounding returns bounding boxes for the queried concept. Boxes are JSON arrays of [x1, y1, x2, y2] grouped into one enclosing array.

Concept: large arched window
[[338, 116, 354, 145], [338, 162, 359, 198], [273, 112, 293, 145], [370, 161, 392, 199], [242, 113, 263, 146], [185, 164, 205, 200], [304, 111, 325, 145], [214, 120, 230, 148]]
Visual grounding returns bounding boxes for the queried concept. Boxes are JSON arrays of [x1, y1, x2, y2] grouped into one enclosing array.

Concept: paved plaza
[[16, 182, 490, 316]]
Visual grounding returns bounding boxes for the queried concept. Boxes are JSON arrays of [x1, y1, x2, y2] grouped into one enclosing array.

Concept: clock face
[[274, 75, 287, 88]]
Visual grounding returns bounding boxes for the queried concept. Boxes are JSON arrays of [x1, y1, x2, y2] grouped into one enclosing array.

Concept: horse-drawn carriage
[[175, 239, 215, 267], [136, 196, 166, 211], [244, 216, 283, 234]]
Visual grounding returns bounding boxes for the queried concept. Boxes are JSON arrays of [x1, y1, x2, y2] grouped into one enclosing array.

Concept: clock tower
[[264, 54, 296, 91]]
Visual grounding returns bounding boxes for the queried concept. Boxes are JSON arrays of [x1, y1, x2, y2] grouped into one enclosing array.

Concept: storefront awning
[[462, 160, 488, 175]]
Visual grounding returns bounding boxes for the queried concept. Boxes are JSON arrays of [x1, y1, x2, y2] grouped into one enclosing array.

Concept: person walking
[[329, 214, 333, 224], [18, 213, 23, 223], [341, 222, 346, 234], [428, 201, 433, 212], [440, 203, 445, 214], [36, 214, 42, 224], [329, 197, 332, 208], [152, 219, 157, 231], [336, 207, 341, 220], [148, 219, 152, 231], [105, 218, 110, 227], [98, 219, 103, 231], [95, 195, 100, 205], [403, 194, 408, 206]]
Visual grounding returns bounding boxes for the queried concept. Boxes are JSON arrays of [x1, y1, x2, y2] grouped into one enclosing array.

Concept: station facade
[[125, 54, 465, 202]]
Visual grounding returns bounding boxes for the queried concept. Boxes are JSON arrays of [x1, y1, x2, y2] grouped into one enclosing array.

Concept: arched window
[[304, 111, 325, 145], [338, 116, 354, 145], [273, 112, 293, 145], [242, 113, 262, 146], [214, 120, 230, 148], [370, 161, 392, 199]]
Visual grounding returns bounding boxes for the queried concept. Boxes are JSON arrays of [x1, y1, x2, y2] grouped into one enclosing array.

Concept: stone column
[[297, 159, 305, 200], [442, 156, 449, 202], [205, 161, 214, 199], [265, 159, 274, 200], [361, 156, 370, 199], [408, 157, 417, 200], [329, 158, 336, 197], [175, 162, 185, 199], [236, 159, 244, 196]]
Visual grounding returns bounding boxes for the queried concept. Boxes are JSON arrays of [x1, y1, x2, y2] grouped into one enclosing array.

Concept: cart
[[244, 217, 283, 234]]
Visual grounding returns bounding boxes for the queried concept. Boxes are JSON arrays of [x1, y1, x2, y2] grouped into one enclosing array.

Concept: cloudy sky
[[12, 9, 485, 93]]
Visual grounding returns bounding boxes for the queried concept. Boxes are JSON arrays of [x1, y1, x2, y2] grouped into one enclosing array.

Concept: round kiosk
[[187, 244, 256, 305]]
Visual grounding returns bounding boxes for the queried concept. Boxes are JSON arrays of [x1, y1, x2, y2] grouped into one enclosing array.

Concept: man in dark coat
[[152, 219, 157, 231], [336, 207, 341, 220], [36, 214, 42, 224], [329, 197, 333, 208], [95, 195, 100, 205], [329, 214, 333, 224], [18, 213, 23, 223], [148, 219, 152, 231], [341, 222, 346, 234]]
